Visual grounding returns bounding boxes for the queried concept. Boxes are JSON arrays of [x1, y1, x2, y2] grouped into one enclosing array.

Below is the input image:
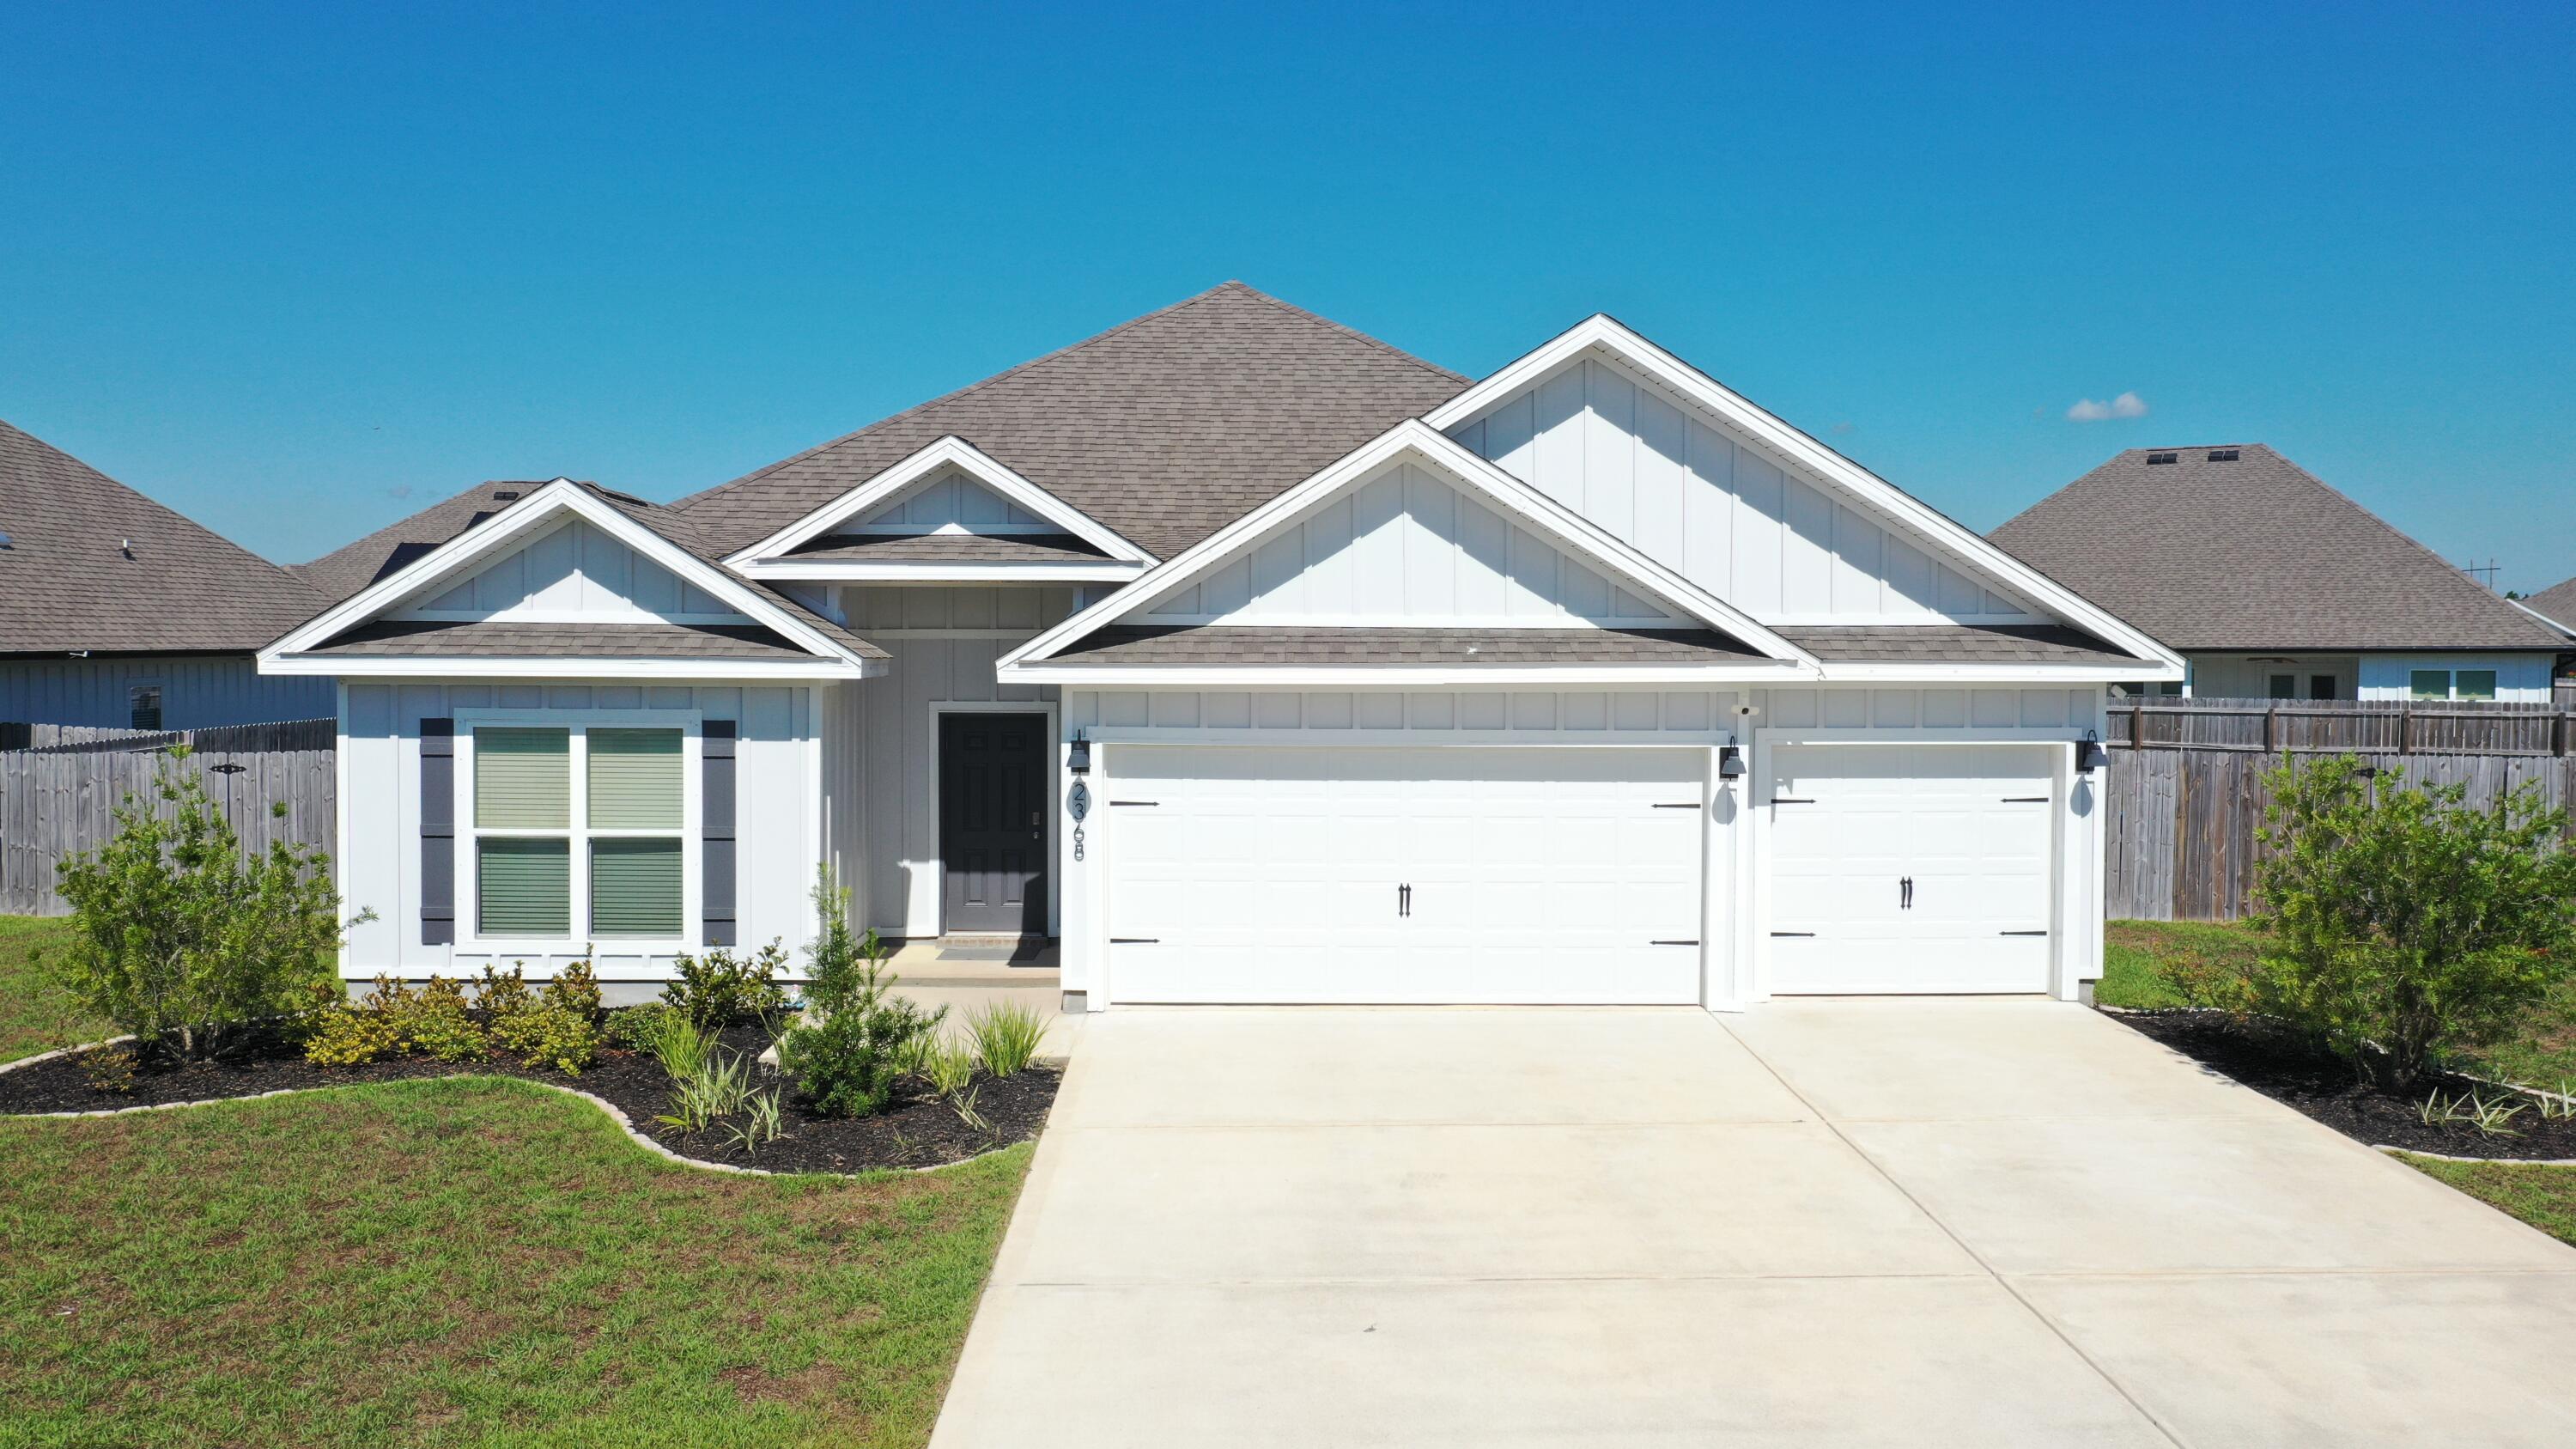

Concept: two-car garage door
[[1103, 746, 1707, 1004], [1092, 740, 2062, 1004]]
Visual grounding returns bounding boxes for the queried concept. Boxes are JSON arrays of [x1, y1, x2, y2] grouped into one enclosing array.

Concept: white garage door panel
[[1106, 746, 1706, 1004], [1769, 743, 2055, 994]]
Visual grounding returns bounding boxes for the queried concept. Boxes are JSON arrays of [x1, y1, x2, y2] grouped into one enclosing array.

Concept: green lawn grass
[[2400, 1156, 2576, 1246], [0, 1076, 1031, 1448], [0, 915, 100, 1064]]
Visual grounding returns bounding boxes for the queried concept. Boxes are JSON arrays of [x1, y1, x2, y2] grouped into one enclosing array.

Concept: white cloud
[[2067, 391, 2149, 422]]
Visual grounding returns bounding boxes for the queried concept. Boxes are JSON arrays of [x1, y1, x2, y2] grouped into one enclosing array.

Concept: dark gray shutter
[[420, 718, 455, 945], [702, 720, 737, 946]]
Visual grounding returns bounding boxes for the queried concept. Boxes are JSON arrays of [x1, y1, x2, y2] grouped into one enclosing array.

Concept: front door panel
[[939, 713, 1048, 935]]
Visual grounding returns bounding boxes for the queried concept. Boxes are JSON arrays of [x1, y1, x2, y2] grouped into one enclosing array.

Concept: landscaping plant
[[2251, 754, 2576, 1093], [500, 961, 601, 1075], [659, 941, 790, 1032], [778, 868, 943, 1117], [965, 1000, 1048, 1077], [605, 1001, 682, 1052], [50, 747, 371, 1061]]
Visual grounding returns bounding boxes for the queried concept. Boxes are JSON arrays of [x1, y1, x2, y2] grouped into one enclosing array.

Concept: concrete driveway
[[931, 1002, 2576, 1448]]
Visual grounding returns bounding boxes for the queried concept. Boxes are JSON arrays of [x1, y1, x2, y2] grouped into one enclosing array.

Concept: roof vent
[[2207, 448, 2239, 462], [2145, 451, 2178, 465], [491, 490, 521, 502]]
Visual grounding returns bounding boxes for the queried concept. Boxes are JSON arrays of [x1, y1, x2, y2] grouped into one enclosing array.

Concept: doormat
[[936, 941, 1049, 965]]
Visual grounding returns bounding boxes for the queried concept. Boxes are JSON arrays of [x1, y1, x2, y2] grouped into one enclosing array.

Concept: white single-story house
[[1995, 445, 2568, 703], [259, 283, 2183, 1009]]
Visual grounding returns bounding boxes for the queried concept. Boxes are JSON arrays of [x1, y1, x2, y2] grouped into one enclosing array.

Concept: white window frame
[[453, 709, 702, 956]]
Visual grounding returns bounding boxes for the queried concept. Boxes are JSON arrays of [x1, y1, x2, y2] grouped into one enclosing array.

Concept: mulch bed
[[2107, 1008, 2576, 1161], [0, 1018, 1059, 1175]]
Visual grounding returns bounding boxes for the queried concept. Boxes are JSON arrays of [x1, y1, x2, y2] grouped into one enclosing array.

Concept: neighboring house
[[260, 283, 2181, 1008], [2522, 576, 2576, 636], [1994, 445, 2569, 703], [0, 419, 334, 729]]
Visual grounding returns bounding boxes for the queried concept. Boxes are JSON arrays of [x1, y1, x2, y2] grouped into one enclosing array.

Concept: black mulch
[[2106, 1008, 2576, 1161], [0, 1017, 1059, 1175]]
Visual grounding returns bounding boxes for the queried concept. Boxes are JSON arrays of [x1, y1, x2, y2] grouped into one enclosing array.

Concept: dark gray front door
[[939, 713, 1048, 935]]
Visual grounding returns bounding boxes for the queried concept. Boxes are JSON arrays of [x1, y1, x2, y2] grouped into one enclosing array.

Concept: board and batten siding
[[1445, 355, 2035, 625], [397, 516, 743, 621], [1142, 460, 1678, 627], [338, 679, 817, 981], [854, 471, 1051, 532], [0, 654, 335, 729], [837, 585, 1076, 938], [1054, 684, 2110, 1006]]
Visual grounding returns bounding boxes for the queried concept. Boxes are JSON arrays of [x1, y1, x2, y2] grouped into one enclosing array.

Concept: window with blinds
[[467, 723, 689, 941]]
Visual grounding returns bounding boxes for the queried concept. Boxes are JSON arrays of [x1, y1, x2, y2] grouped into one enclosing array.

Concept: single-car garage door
[[1766, 742, 2056, 993], [1103, 746, 1707, 1004]]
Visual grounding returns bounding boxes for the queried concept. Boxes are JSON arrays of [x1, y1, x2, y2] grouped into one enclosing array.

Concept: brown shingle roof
[[1046, 625, 1765, 667], [0, 420, 329, 654], [669, 282, 1470, 562], [290, 479, 555, 604], [1992, 445, 2565, 653], [1775, 624, 2137, 666], [307, 619, 812, 660], [2523, 577, 2576, 632]]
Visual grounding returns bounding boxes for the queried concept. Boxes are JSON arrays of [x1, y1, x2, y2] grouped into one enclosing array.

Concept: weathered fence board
[[0, 718, 335, 916], [2111, 696, 2573, 756], [2104, 743, 2576, 921]]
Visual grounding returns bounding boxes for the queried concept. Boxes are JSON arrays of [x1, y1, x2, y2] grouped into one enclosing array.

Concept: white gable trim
[[258, 480, 874, 675], [1425, 316, 2184, 673], [722, 435, 1156, 571], [1000, 421, 1820, 679]]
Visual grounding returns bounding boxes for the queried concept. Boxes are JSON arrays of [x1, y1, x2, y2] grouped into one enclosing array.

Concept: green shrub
[[642, 1010, 712, 1084], [2251, 755, 2576, 1092], [488, 962, 600, 1075], [659, 1045, 762, 1133], [303, 976, 411, 1067], [404, 976, 489, 1062], [965, 1000, 1048, 1077], [920, 1037, 977, 1095], [659, 941, 790, 1033], [779, 868, 942, 1117], [51, 747, 373, 1060], [472, 964, 533, 1019], [604, 1002, 680, 1052], [81, 1044, 139, 1094]]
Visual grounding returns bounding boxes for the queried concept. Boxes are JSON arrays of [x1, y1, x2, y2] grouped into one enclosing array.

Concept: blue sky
[[5, 2, 2572, 590]]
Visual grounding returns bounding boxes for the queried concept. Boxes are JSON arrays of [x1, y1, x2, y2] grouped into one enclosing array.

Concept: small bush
[[303, 975, 413, 1067], [779, 869, 942, 1117], [473, 964, 533, 1019], [489, 960, 602, 1075], [404, 976, 489, 1063], [51, 747, 373, 1061], [660, 942, 789, 1032], [965, 1001, 1048, 1077], [82, 1044, 139, 1095], [544, 959, 603, 1018], [605, 1002, 681, 1052], [2252, 755, 2576, 1093]]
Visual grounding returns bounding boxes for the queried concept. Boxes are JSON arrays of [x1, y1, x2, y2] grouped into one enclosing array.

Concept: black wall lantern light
[[1717, 745, 1746, 780], [1066, 733, 1091, 776], [2075, 731, 2109, 775]]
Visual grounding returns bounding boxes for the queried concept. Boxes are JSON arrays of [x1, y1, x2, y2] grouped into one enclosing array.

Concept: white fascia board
[[720, 435, 1156, 568], [732, 558, 1148, 583], [2508, 598, 2576, 640], [262, 654, 878, 680], [1422, 317, 2190, 676], [1005, 663, 1812, 687], [257, 480, 874, 673], [999, 421, 1821, 677], [1812, 661, 2187, 684]]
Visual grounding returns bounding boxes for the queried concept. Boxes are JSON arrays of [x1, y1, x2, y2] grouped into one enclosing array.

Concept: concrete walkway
[[931, 1002, 2576, 1448]]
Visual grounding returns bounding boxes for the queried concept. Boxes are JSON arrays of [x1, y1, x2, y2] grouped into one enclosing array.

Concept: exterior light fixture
[[1067, 733, 1091, 775], [1717, 745, 1746, 779], [2075, 732, 2109, 775]]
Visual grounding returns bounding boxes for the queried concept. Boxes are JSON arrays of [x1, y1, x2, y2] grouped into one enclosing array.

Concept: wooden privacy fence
[[2104, 698, 2576, 921], [0, 718, 336, 916]]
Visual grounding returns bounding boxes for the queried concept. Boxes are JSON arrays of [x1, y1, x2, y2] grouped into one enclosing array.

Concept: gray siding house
[[0, 420, 334, 729], [1994, 445, 2568, 703], [259, 283, 2182, 1009]]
